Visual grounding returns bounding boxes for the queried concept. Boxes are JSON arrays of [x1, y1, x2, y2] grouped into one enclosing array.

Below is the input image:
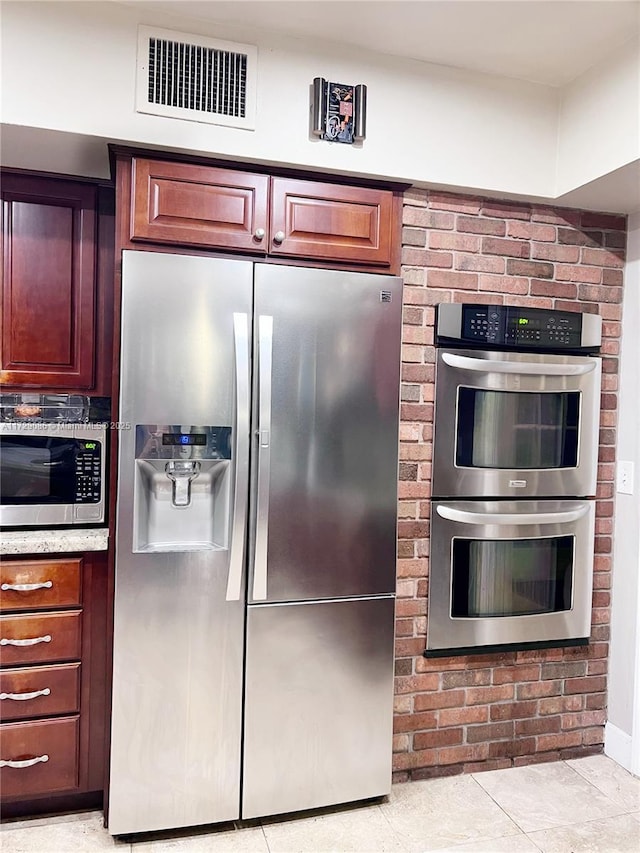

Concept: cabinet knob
[[254, 228, 266, 240], [273, 231, 285, 245]]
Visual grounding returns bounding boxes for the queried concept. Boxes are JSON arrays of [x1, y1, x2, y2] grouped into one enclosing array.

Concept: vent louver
[[136, 26, 257, 130]]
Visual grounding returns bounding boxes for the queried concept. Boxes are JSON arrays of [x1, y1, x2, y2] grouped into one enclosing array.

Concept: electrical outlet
[[616, 460, 634, 495]]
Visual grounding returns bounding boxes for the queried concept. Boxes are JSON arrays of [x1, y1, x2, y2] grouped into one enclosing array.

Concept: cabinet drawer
[[131, 158, 269, 252], [0, 559, 82, 612], [0, 716, 79, 798], [269, 178, 394, 267], [0, 664, 81, 722], [0, 612, 81, 667]]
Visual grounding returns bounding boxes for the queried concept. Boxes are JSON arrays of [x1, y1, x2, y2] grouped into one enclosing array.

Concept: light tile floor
[[1, 755, 639, 853]]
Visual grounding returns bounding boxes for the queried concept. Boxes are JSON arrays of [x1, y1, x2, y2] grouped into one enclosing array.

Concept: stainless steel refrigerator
[[108, 251, 402, 835]]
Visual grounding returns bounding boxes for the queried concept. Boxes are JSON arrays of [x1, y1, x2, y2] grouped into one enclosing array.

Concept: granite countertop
[[0, 528, 109, 555]]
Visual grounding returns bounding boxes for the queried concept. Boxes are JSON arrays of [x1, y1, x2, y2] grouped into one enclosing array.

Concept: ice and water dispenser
[[133, 425, 232, 552]]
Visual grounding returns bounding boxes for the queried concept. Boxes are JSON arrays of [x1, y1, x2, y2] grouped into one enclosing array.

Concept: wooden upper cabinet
[[269, 177, 395, 267], [130, 158, 269, 252], [1, 175, 97, 389]]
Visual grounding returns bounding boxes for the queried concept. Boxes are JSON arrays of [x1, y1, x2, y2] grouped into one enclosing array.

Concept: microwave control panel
[[75, 441, 102, 502], [436, 304, 601, 352]]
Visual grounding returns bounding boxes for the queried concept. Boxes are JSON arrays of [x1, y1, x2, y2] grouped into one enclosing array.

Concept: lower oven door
[[426, 499, 595, 653]]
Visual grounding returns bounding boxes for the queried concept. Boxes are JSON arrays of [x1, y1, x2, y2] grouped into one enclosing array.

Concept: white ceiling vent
[[136, 26, 257, 130]]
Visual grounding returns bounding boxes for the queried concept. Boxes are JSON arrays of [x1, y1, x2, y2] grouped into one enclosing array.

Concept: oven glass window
[[451, 536, 574, 618], [0, 437, 77, 504], [456, 389, 580, 469]]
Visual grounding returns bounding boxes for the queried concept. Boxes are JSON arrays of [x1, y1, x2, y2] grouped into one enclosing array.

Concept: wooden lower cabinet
[[0, 612, 82, 667], [0, 717, 80, 798], [0, 558, 82, 612], [0, 664, 81, 722], [0, 552, 108, 815]]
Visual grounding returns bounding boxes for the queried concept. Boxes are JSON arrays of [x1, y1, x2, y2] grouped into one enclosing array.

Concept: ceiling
[[121, 0, 640, 87]]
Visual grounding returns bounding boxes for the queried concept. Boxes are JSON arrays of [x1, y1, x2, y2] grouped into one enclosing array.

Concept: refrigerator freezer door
[[250, 265, 403, 603], [109, 252, 253, 834], [242, 596, 395, 819]]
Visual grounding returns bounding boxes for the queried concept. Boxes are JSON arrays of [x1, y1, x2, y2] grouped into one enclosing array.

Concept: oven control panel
[[436, 304, 601, 351]]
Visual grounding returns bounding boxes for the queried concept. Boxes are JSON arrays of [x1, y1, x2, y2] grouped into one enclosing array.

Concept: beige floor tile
[[131, 825, 269, 852], [261, 804, 408, 852], [0, 811, 126, 853], [567, 754, 640, 813], [431, 833, 540, 852], [526, 812, 640, 852], [472, 761, 624, 833], [380, 775, 521, 851]]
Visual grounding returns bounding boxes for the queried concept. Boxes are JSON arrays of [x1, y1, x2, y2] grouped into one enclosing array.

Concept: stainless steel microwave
[[0, 423, 107, 527]]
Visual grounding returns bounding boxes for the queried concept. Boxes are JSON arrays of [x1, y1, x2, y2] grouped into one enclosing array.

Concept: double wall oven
[[427, 304, 602, 653]]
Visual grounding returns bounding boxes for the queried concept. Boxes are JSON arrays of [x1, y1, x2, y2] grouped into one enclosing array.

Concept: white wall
[[1, 0, 559, 194], [606, 211, 640, 775], [557, 37, 640, 196]]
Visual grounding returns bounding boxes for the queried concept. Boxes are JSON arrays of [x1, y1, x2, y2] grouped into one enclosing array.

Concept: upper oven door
[[432, 349, 602, 499], [0, 424, 106, 526]]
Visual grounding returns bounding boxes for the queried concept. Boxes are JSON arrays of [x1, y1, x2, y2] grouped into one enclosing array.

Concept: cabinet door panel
[[131, 158, 269, 252], [1, 176, 96, 388], [270, 177, 394, 266], [0, 559, 82, 612], [0, 716, 80, 798]]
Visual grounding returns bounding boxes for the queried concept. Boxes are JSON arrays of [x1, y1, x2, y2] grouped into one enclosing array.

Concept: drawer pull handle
[[1, 581, 53, 592], [0, 755, 49, 769], [0, 635, 52, 647], [1, 688, 51, 701]]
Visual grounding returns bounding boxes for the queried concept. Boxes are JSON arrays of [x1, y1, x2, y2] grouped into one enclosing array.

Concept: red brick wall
[[394, 188, 626, 781]]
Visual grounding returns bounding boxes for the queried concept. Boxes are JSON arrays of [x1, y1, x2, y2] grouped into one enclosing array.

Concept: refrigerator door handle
[[253, 315, 273, 601], [226, 313, 251, 602]]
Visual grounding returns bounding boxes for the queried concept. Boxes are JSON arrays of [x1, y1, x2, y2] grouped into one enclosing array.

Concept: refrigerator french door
[[108, 252, 401, 835]]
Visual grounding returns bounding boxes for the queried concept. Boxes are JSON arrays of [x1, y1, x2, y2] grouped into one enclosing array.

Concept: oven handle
[[436, 505, 590, 526], [441, 352, 596, 376]]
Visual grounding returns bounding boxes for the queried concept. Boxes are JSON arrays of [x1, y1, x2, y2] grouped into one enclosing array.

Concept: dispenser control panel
[[135, 425, 232, 459]]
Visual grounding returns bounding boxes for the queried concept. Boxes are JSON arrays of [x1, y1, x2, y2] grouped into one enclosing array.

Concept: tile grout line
[[523, 809, 640, 847], [468, 771, 531, 836], [260, 822, 272, 853], [560, 758, 633, 815], [372, 802, 413, 851], [566, 756, 640, 814], [472, 760, 630, 836]]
